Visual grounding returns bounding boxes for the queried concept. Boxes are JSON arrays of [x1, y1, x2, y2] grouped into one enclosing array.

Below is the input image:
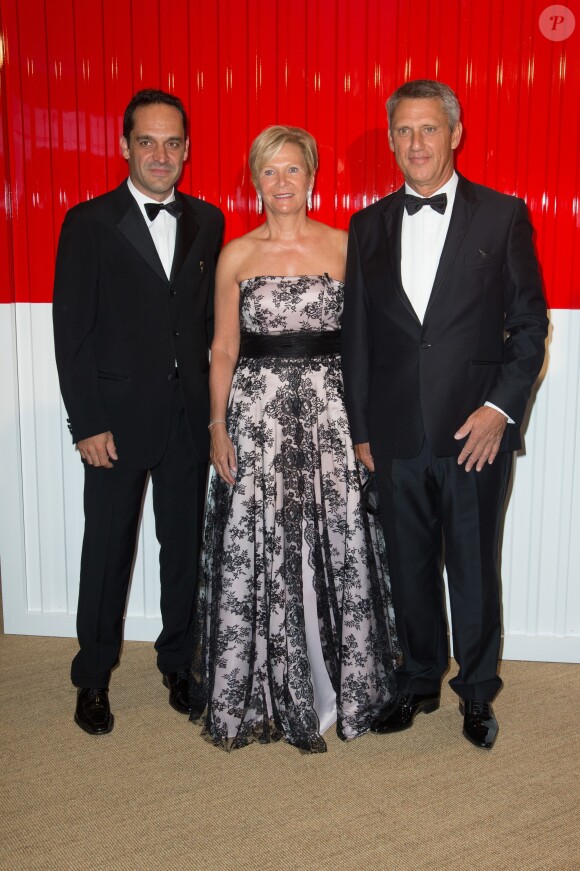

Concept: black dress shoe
[[162, 671, 191, 714], [74, 688, 114, 735], [460, 699, 499, 749], [370, 692, 440, 733]]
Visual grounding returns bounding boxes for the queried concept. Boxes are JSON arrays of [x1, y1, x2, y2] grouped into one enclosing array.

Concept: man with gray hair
[[342, 79, 547, 748]]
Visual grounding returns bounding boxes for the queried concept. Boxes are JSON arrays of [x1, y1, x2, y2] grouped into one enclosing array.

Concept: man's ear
[[388, 130, 395, 153], [451, 121, 463, 151], [119, 136, 130, 160], [183, 137, 190, 162]]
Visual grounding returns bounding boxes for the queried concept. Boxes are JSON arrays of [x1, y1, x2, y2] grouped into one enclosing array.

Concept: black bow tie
[[144, 200, 182, 221], [404, 193, 447, 215]]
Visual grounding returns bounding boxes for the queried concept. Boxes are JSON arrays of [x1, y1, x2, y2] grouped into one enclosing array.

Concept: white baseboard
[[501, 634, 580, 663], [4, 610, 580, 663], [2, 611, 163, 643]]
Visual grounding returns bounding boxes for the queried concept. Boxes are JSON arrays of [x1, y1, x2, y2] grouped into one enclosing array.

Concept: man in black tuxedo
[[342, 80, 547, 748], [53, 89, 223, 735]]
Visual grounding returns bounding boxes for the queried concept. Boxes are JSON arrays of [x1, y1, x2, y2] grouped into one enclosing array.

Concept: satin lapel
[[424, 174, 480, 318], [170, 192, 200, 283], [381, 189, 420, 322], [116, 190, 167, 283]]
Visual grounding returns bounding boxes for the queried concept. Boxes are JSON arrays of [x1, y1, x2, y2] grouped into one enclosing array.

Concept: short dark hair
[[122, 89, 188, 141], [386, 80, 461, 131]]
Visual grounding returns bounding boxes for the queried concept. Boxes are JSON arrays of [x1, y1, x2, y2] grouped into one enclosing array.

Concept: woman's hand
[[354, 442, 375, 472], [210, 423, 237, 485]]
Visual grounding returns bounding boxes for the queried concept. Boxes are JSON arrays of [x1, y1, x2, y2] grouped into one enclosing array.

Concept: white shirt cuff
[[485, 401, 514, 425]]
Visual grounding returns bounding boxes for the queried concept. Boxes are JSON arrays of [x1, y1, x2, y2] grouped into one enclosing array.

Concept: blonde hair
[[249, 125, 318, 189]]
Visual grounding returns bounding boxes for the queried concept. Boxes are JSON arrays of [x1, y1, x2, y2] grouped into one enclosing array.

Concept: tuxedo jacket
[[53, 181, 224, 469], [341, 173, 548, 459]]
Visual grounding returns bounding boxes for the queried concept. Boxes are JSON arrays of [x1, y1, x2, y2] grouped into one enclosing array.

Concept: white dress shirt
[[400, 171, 511, 423], [401, 172, 458, 324], [127, 177, 177, 279]]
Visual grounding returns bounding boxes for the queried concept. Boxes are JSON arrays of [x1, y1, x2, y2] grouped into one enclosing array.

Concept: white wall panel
[[1, 303, 163, 641], [497, 310, 580, 659], [0, 304, 27, 628], [1, 303, 579, 660]]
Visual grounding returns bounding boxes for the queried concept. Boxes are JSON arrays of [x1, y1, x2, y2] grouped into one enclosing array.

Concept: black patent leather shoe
[[370, 692, 440, 733], [74, 688, 114, 735], [460, 699, 499, 749], [162, 671, 191, 714]]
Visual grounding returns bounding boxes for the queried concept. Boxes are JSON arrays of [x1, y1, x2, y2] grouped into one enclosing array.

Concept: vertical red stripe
[[102, 0, 133, 190], [0, 0, 18, 302]]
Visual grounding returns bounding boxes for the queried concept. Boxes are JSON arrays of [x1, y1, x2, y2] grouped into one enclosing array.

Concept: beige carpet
[[1, 627, 579, 871]]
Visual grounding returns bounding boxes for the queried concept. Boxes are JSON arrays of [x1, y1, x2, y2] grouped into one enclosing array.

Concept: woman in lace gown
[[191, 126, 397, 752]]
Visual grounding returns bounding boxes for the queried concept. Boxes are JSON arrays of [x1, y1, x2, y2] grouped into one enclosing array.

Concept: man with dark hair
[[122, 88, 188, 141], [53, 89, 223, 734], [342, 79, 547, 748]]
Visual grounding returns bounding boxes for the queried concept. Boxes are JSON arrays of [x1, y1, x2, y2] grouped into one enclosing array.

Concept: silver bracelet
[[208, 419, 226, 430]]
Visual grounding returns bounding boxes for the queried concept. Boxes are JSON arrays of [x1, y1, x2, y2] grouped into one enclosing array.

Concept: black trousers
[[374, 439, 512, 702], [71, 385, 208, 688]]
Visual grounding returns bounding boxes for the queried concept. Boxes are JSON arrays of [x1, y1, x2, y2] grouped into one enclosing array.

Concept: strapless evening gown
[[191, 275, 397, 752]]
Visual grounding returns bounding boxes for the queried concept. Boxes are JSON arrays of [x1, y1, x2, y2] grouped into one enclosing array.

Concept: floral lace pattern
[[191, 276, 397, 752]]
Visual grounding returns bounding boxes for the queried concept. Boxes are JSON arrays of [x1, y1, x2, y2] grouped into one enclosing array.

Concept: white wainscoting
[[1, 303, 579, 661]]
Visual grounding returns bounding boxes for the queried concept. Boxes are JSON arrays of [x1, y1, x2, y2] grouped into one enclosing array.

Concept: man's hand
[[77, 432, 118, 468], [454, 407, 507, 472], [354, 442, 375, 472]]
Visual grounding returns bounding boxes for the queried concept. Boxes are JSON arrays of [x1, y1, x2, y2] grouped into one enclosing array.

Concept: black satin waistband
[[239, 330, 341, 358]]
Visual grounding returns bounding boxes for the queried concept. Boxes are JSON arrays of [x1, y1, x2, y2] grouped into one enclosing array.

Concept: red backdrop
[[1, 0, 578, 306]]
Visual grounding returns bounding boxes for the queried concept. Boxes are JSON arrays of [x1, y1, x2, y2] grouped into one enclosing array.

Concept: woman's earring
[[257, 192, 263, 214], [307, 189, 313, 211]]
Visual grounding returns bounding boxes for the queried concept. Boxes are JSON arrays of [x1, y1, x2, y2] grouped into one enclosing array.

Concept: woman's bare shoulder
[[219, 233, 255, 259], [307, 221, 348, 269], [217, 233, 262, 277], [310, 220, 347, 247]]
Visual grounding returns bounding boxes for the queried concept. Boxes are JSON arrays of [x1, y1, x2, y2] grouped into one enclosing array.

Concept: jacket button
[[420, 342, 432, 349], [173, 330, 180, 337], [169, 290, 176, 297]]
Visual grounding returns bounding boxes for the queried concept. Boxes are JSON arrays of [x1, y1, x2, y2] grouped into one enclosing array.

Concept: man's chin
[[142, 181, 176, 198], [146, 173, 178, 189]]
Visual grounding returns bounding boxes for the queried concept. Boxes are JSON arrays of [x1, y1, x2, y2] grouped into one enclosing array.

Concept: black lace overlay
[[191, 275, 398, 752]]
